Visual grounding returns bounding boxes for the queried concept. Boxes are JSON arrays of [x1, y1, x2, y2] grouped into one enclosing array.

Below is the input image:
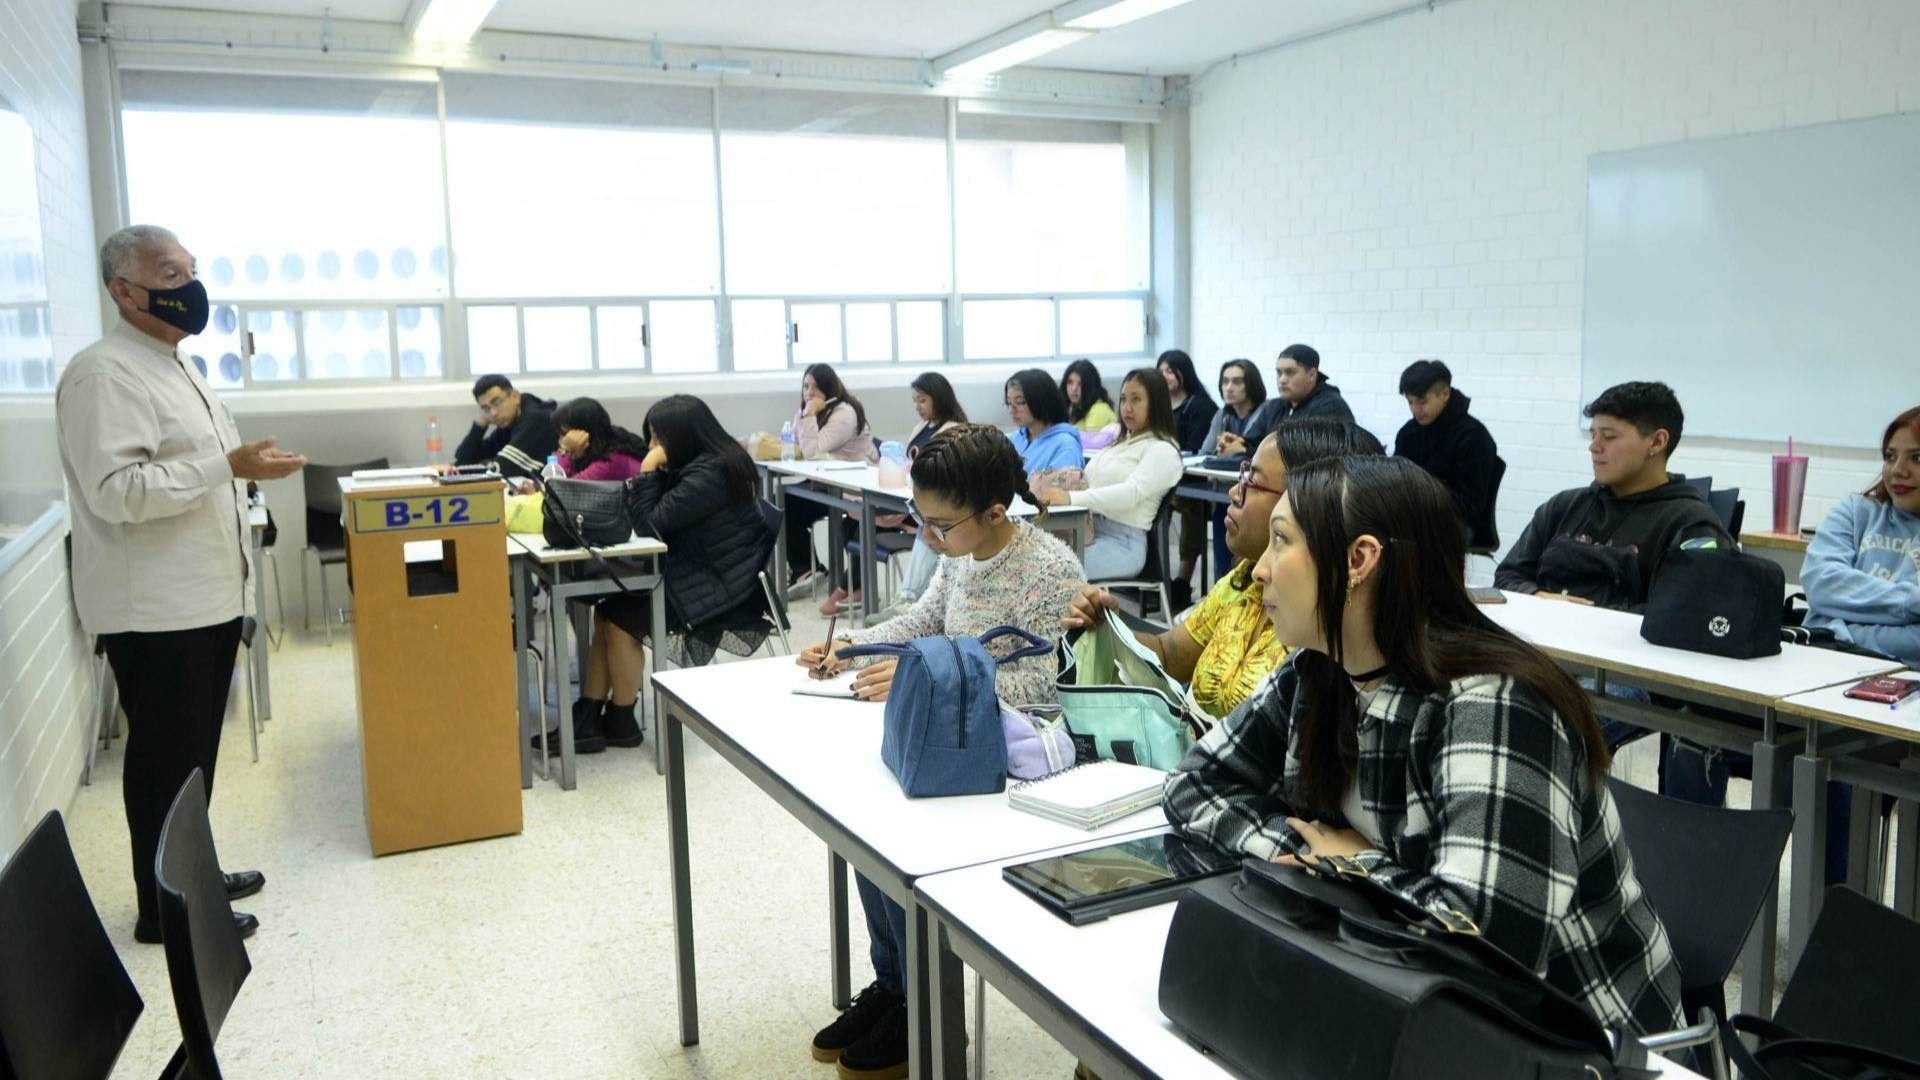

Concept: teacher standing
[[57, 224, 307, 943]]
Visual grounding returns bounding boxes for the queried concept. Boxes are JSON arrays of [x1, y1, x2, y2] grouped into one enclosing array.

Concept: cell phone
[[1468, 587, 1507, 604]]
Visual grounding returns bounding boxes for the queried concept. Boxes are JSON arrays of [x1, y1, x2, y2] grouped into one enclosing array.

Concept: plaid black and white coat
[[1164, 654, 1684, 1036]]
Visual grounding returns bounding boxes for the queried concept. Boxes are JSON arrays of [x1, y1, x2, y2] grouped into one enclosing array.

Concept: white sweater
[[1069, 434, 1185, 531]]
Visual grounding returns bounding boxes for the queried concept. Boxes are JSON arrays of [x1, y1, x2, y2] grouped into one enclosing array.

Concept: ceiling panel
[[1045, 0, 1419, 74]]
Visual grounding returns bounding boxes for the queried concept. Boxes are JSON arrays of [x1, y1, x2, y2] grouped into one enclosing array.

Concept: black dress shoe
[[225, 869, 265, 901], [133, 911, 259, 945]]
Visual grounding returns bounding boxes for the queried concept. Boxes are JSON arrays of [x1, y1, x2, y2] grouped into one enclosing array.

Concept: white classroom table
[[1777, 671, 1920, 966], [653, 655, 1163, 1078], [759, 459, 1092, 625], [915, 834, 1714, 1080], [246, 496, 271, 722], [1481, 590, 1902, 1012], [509, 531, 670, 789]]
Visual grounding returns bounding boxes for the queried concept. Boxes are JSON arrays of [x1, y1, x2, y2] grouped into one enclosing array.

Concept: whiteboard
[[1581, 110, 1920, 450]]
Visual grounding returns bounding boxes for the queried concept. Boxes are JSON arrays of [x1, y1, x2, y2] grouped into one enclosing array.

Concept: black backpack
[[1640, 548, 1785, 659]]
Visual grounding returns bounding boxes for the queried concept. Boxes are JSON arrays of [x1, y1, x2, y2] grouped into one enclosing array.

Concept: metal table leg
[[1897, 758, 1920, 919], [252, 527, 271, 720], [831, 852, 852, 1010], [664, 697, 699, 1046], [827, 501, 845, 593], [919, 904, 967, 1079], [1742, 708, 1790, 1017], [859, 500, 878, 625], [651, 559, 669, 777], [1789, 720, 1830, 974], [552, 576, 577, 790]]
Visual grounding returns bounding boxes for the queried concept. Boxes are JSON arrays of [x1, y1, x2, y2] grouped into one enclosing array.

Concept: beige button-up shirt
[[57, 321, 253, 634]]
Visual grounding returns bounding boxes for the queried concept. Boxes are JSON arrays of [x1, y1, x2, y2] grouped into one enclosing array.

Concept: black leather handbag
[[1158, 857, 1657, 1080], [1721, 1015, 1920, 1080], [541, 477, 630, 549], [1640, 548, 1784, 659]]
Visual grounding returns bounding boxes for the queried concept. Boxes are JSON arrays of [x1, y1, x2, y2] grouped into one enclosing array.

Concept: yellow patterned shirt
[[1184, 561, 1288, 720]]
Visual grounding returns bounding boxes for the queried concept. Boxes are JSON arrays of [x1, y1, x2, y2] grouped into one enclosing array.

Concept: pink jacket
[[559, 450, 645, 482], [793, 402, 879, 463]]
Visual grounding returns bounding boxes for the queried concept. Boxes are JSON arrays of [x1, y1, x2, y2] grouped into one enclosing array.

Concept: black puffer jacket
[[625, 457, 770, 628]]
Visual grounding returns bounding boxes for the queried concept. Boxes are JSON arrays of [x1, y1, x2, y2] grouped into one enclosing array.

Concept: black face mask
[[128, 277, 210, 336]]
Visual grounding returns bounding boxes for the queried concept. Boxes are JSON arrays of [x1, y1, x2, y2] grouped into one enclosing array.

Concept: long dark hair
[[803, 363, 867, 436], [910, 371, 967, 427], [909, 423, 1046, 523], [1062, 359, 1113, 424], [1283, 455, 1608, 815], [643, 394, 757, 504], [553, 397, 648, 471], [1156, 349, 1216, 410], [1005, 369, 1070, 427], [1119, 368, 1178, 445], [1219, 358, 1268, 412], [1232, 419, 1386, 589], [1867, 405, 1920, 502]]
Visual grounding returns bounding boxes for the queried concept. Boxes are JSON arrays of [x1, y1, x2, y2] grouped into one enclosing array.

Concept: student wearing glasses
[[456, 374, 560, 480], [1064, 420, 1384, 721], [797, 424, 1086, 1079]]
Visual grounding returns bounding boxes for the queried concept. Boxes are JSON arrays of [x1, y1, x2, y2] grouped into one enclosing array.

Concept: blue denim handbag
[[839, 625, 1053, 798]]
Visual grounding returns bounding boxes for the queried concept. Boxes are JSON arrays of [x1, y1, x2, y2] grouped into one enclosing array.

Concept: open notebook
[[1008, 760, 1169, 830]]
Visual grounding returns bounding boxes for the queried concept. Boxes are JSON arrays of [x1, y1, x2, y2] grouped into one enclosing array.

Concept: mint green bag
[[1054, 622, 1211, 771]]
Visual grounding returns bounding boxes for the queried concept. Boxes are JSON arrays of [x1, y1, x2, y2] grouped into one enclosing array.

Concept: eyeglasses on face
[[1232, 460, 1285, 505], [907, 497, 978, 542]]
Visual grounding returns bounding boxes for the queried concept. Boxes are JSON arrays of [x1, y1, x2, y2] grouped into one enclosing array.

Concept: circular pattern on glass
[[244, 255, 269, 284], [400, 348, 426, 377], [210, 257, 235, 287], [279, 253, 305, 283], [317, 251, 341, 280], [219, 353, 242, 383], [354, 250, 380, 279], [391, 248, 417, 279], [325, 351, 349, 378], [214, 305, 238, 334], [253, 354, 278, 380], [356, 309, 384, 331], [362, 349, 387, 376]]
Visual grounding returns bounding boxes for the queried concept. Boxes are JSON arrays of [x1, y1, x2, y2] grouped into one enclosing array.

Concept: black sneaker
[[835, 1001, 908, 1080], [601, 701, 644, 748], [811, 980, 901, 1064], [531, 698, 607, 756]]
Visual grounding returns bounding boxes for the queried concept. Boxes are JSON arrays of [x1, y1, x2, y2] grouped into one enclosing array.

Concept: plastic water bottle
[[542, 454, 565, 483], [779, 421, 797, 462], [425, 415, 443, 465], [878, 440, 909, 489]]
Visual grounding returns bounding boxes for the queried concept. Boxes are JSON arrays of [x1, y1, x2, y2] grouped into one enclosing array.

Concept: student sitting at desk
[[1393, 359, 1502, 552], [784, 363, 879, 599], [1062, 358, 1120, 450], [1204, 358, 1271, 458], [1802, 404, 1920, 665], [1004, 368, 1084, 475], [1063, 419, 1384, 721], [885, 373, 969, 615], [798, 424, 1085, 1079], [1164, 455, 1683, 1035], [1036, 368, 1186, 582], [1495, 380, 1731, 609], [456, 374, 559, 480]]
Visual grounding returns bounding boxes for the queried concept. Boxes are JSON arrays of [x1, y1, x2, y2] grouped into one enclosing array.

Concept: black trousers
[[101, 617, 243, 923], [785, 501, 861, 587]]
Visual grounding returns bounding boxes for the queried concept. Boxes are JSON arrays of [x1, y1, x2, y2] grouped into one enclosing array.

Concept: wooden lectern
[[342, 477, 522, 856]]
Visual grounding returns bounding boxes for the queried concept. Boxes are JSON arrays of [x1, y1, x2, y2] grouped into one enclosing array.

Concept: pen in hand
[[814, 611, 838, 680]]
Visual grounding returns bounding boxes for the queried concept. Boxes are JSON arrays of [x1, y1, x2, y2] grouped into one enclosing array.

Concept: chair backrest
[[1774, 885, 1920, 1061], [1683, 474, 1713, 498], [155, 771, 251, 1080], [1480, 455, 1507, 552], [303, 458, 388, 549], [1144, 486, 1178, 584], [1707, 487, 1740, 531], [1727, 499, 1745, 537], [754, 499, 790, 630], [0, 811, 143, 1080], [1607, 777, 1792, 995]]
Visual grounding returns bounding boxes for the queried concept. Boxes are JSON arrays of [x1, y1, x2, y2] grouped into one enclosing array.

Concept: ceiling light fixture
[[935, 15, 1093, 80], [404, 0, 498, 46], [1057, 0, 1200, 30]]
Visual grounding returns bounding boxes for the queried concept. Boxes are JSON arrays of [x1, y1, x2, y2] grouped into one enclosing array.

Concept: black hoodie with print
[[1494, 475, 1733, 612]]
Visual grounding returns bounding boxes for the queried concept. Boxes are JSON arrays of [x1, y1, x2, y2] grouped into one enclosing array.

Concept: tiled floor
[[69, 591, 1743, 1079]]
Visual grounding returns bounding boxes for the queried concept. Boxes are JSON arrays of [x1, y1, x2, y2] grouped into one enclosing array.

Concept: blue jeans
[[1082, 516, 1150, 581], [1210, 503, 1231, 585], [898, 535, 940, 601], [856, 871, 909, 992]]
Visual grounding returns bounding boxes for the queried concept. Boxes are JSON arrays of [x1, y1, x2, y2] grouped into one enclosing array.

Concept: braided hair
[[908, 423, 1047, 523]]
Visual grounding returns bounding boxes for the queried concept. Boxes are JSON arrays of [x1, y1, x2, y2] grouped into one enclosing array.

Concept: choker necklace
[[1347, 663, 1390, 684]]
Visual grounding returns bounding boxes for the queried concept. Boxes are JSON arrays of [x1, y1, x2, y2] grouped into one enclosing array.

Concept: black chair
[[155, 771, 252, 1080], [1609, 778, 1793, 1075], [0, 811, 144, 1080], [302, 457, 388, 645], [1725, 885, 1920, 1077], [755, 498, 793, 654], [1684, 475, 1714, 499], [1708, 487, 1741, 533], [1467, 455, 1507, 557], [1091, 488, 1177, 627], [844, 530, 918, 609]]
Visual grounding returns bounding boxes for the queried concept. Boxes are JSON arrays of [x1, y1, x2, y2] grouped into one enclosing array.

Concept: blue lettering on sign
[[385, 502, 410, 527], [448, 497, 470, 524]]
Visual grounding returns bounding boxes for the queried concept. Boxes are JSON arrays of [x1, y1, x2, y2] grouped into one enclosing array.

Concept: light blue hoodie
[[1010, 422, 1085, 474], [1803, 494, 1920, 666]]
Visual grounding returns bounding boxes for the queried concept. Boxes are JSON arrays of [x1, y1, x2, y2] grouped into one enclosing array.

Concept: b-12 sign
[[351, 490, 503, 534]]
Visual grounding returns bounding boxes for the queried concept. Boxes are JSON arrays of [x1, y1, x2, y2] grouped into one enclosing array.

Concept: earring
[[1345, 580, 1356, 601]]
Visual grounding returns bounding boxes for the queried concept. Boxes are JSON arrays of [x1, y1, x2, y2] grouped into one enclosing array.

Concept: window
[[1059, 297, 1146, 356], [963, 299, 1054, 361], [444, 75, 719, 299], [121, 72, 447, 304], [721, 90, 949, 296], [955, 113, 1148, 294], [0, 107, 52, 394]]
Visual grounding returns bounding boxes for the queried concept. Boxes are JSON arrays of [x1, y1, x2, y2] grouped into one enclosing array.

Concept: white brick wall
[[1188, 0, 1920, 554], [0, 0, 103, 857]]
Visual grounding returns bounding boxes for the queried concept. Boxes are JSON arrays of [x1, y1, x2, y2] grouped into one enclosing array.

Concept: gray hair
[[99, 224, 178, 286]]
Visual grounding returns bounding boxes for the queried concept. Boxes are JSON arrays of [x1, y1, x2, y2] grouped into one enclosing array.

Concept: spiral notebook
[[1008, 760, 1169, 830]]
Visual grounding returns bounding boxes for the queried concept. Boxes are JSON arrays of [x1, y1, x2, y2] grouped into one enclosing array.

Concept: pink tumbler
[[1772, 450, 1808, 536]]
